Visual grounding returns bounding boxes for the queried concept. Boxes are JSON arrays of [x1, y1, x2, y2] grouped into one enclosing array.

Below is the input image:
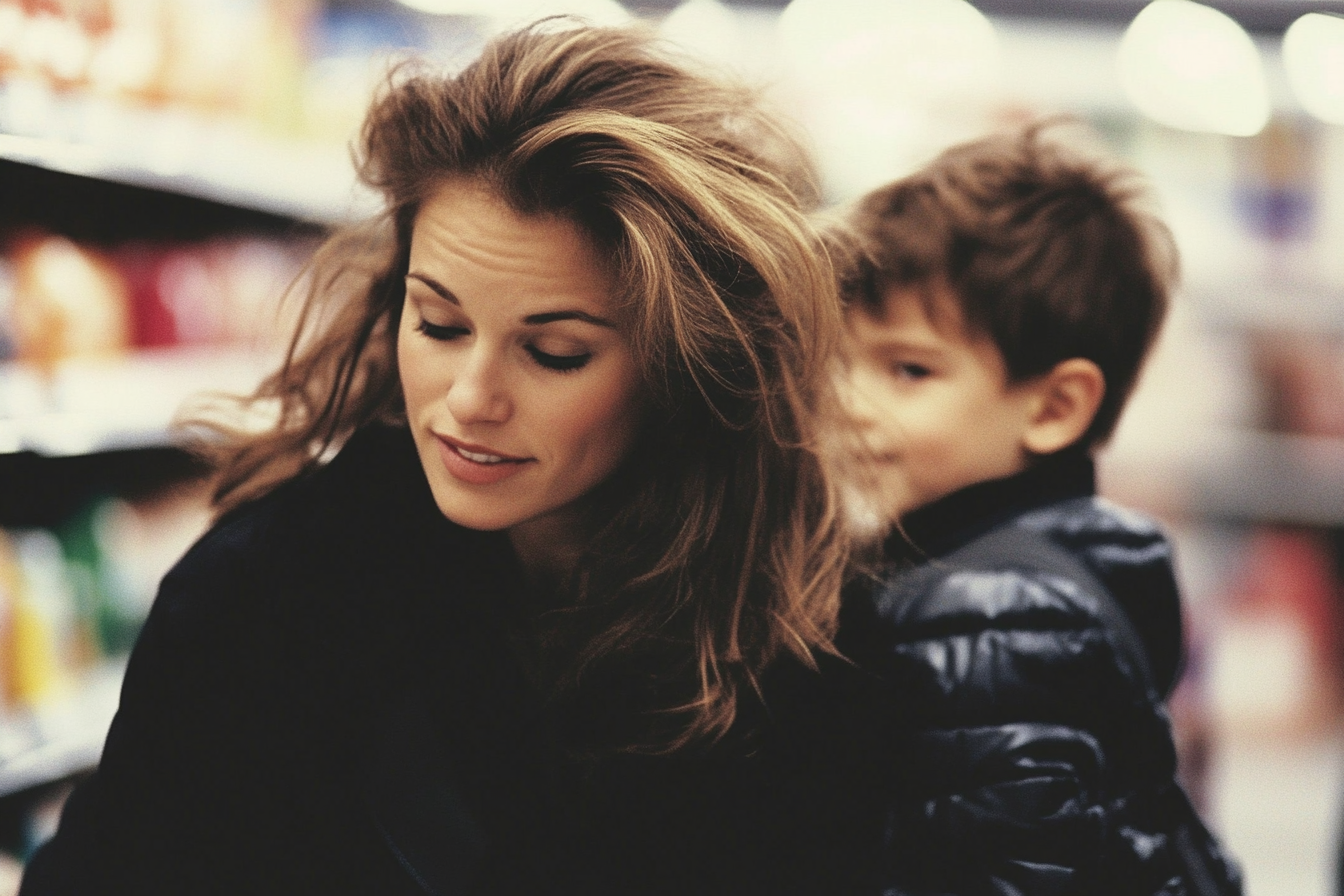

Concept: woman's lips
[[435, 434, 532, 485]]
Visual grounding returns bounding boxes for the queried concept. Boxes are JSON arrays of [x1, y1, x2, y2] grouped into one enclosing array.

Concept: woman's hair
[[190, 21, 848, 751]]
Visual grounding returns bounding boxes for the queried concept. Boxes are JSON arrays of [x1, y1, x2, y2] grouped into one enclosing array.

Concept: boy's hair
[[838, 120, 1178, 448]]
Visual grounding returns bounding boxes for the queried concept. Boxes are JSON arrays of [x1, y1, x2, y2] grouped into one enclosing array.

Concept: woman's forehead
[[409, 179, 620, 317]]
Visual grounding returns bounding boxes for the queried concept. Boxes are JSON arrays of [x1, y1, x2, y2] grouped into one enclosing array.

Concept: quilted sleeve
[[867, 568, 1234, 896]]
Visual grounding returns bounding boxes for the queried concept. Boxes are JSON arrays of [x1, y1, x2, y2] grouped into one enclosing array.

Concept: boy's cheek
[[842, 359, 894, 415], [861, 454, 917, 521]]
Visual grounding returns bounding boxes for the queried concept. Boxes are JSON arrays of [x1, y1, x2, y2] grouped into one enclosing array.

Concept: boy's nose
[[839, 365, 883, 431]]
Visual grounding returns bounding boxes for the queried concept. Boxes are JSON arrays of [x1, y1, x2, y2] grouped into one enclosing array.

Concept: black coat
[[839, 451, 1243, 896], [21, 427, 1239, 895], [20, 425, 889, 896]]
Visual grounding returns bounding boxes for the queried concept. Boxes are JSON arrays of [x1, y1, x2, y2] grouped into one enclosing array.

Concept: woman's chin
[[428, 493, 523, 532]]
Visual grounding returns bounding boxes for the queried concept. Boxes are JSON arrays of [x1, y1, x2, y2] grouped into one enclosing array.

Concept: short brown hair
[[837, 120, 1177, 448], [187, 21, 847, 751]]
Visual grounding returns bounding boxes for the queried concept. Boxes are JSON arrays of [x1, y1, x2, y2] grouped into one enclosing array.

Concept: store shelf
[[0, 349, 273, 457], [1103, 427, 1344, 527], [0, 660, 125, 799], [1190, 280, 1344, 335], [1190, 430, 1344, 527], [0, 81, 377, 226]]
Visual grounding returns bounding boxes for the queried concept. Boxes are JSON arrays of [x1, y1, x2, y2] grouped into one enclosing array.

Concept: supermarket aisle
[[1212, 728, 1344, 896]]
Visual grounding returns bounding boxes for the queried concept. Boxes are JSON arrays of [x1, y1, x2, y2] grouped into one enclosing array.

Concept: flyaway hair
[[185, 21, 848, 751]]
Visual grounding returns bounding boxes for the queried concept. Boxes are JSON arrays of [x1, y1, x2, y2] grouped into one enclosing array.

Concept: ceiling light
[[1117, 0, 1269, 136], [396, 0, 630, 27], [395, 0, 497, 14], [1283, 13, 1344, 126], [659, 0, 741, 67], [777, 0, 998, 105]]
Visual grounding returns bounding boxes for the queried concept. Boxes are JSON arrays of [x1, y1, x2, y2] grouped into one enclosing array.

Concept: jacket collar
[[888, 449, 1095, 560]]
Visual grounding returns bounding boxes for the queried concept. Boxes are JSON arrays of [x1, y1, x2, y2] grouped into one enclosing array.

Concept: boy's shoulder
[[861, 494, 1184, 695]]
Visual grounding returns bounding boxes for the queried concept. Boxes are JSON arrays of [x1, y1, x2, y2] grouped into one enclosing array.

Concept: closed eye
[[416, 320, 468, 341], [527, 345, 591, 372]]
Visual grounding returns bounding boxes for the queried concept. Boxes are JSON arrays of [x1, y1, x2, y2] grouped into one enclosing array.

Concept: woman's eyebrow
[[523, 310, 615, 328], [408, 272, 615, 329], [407, 272, 459, 304]]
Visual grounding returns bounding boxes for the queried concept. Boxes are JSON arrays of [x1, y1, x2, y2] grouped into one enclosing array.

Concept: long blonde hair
[[192, 21, 848, 750]]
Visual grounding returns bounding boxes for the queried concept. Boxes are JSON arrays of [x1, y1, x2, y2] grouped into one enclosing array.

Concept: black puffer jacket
[[839, 451, 1242, 896]]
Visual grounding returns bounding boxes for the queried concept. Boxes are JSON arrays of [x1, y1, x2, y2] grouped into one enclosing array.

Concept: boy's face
[[844, 285, 1040, 519]]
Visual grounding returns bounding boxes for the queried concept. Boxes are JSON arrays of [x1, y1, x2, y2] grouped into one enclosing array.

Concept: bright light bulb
[[1117, 0, 1269, 136], [776, 0, 998, 200], [777, 0, 998, 104], [395, 0, 498, 14], [396, 0, 630, 27], [1283, 13, 1344, 126], [484, 0, 631, 34], [659, 0, 741, 67]]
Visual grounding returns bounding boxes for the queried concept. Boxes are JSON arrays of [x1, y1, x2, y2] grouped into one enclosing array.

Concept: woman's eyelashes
[[415, 317, 593, 372], [527, 345, 592, 372], [416, 319, 468, 341]]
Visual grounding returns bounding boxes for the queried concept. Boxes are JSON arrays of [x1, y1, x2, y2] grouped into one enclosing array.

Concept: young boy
[[835, 123, 1243, 896]]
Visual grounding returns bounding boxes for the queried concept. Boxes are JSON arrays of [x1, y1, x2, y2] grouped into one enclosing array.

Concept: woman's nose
[[445, 348, 512, 425]]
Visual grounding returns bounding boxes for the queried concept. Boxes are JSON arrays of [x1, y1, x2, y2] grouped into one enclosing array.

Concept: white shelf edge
[[1187, 280, 1344, 334], [1102, 428, 1344, 526], [0, 83, 379, 225], [0, 660, 126, 799], [0, 350, 274, 457]]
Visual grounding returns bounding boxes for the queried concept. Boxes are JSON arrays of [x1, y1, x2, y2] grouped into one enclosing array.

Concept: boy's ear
[[1021, 358, 1106, 456]]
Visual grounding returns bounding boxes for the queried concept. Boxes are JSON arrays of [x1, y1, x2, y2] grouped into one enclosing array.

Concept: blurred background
[[1, 0, 1343, 892]]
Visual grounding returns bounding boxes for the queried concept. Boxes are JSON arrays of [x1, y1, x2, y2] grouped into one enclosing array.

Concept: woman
[[20, 21, 882, 896]]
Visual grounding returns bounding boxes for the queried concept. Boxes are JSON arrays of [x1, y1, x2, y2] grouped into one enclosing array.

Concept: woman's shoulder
[[156, 425, 487, 645], [168, 428, 405, 578]]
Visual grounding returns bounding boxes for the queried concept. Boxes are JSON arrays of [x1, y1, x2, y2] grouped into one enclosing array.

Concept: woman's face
[[398, 179, 644, 549]]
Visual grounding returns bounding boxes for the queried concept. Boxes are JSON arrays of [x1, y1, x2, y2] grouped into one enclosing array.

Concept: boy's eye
[[894, 363, 931, 380], [527, 345, 592, 372], [416, 320, 468, 341]]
